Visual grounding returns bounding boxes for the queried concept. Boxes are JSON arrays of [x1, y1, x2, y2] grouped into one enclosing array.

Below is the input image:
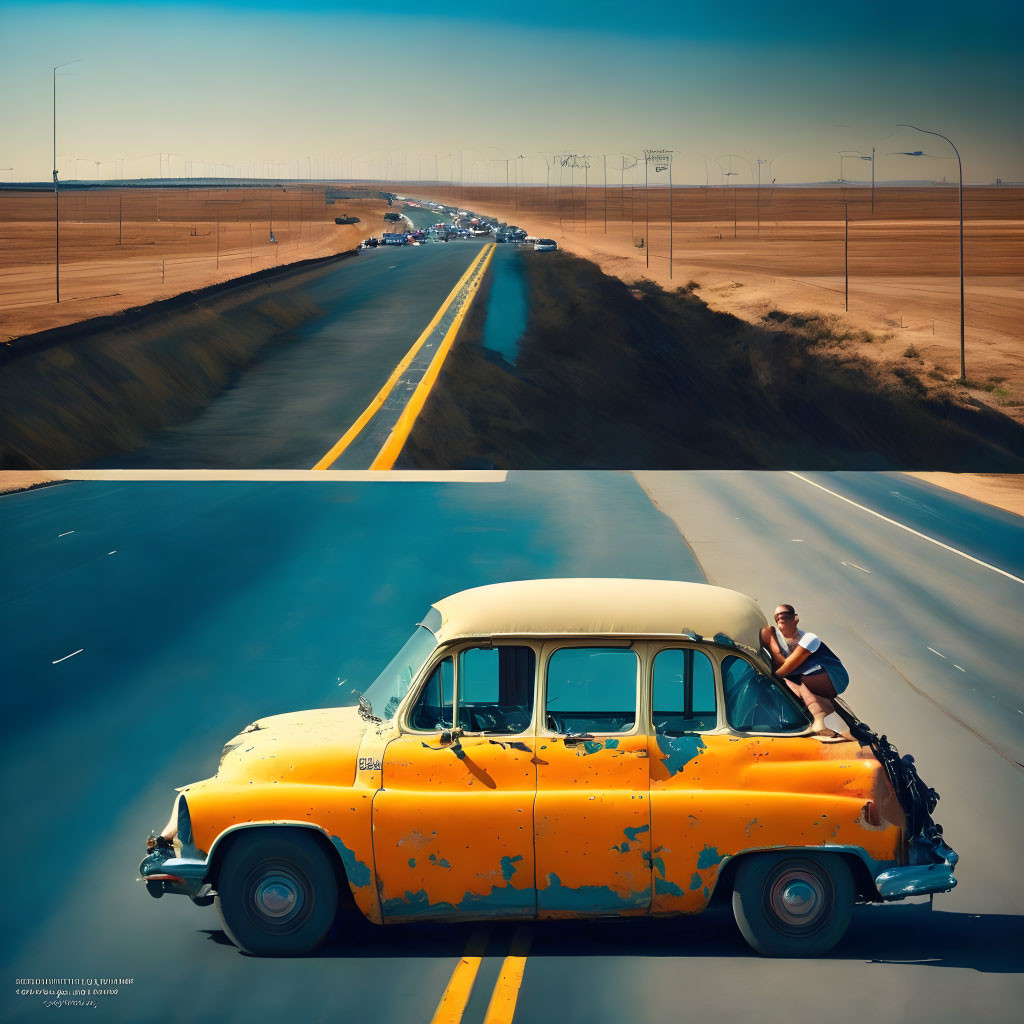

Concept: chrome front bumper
[[139, 847, 210, 899]]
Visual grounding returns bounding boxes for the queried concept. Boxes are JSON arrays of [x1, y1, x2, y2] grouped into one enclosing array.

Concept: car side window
[[456, 646, 536, 734], [546, 647, 637, 734], [409, 656, 454, 731], [652, 648, 717, 733], [721, 655, 811, 732]]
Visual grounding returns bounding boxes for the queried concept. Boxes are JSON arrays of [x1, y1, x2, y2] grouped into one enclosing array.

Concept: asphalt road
[[99, 239, 490, 470], [2, 472, 1021, 1023]]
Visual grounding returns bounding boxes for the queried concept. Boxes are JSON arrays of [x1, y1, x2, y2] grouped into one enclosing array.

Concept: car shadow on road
[[201, 903, 1023, 972], [844, 904, 1024, 973]]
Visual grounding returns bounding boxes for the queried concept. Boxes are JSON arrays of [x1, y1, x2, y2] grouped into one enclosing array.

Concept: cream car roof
[[430, 579, 767, 652]]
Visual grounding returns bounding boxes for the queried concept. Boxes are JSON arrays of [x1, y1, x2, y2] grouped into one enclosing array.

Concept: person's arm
[[760, 625, 779, 662], [775, 644, 812, 678]]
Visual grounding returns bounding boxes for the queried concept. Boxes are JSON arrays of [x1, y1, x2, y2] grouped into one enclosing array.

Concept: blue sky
[[1, 1, 1020, 184]]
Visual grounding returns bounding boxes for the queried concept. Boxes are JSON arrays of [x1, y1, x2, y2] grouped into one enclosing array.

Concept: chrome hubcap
[[254, 875, 300, 918], [781, 880, 818, 917], [769, 866, 828, 930]]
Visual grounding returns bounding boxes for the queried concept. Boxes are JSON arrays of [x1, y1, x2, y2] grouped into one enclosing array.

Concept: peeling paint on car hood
[[217, 706, 368, 786]]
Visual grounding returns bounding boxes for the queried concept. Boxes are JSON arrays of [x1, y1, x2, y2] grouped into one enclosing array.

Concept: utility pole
[[52, 58, 81, 302], [645, 155, 649, 268], [643, 149, 673, 277], [871, 145, 876, 213], [844, 201, 849, 311]]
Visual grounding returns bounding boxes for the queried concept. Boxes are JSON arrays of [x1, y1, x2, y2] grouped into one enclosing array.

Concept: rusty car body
[[140, 579, 957, 956]]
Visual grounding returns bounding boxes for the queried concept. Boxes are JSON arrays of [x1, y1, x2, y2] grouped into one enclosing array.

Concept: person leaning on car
[[760, 605, 850, 742]]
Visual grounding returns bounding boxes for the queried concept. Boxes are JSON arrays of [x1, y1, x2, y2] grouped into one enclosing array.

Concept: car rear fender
[[708, 845, 890, 907]]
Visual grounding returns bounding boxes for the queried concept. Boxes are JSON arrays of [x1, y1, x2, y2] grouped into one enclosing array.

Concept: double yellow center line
[[311, 243, 496, 471], [429, 925, 533, 1024]]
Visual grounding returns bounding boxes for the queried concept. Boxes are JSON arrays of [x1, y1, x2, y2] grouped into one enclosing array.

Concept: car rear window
[[653, 648, 717, 733]]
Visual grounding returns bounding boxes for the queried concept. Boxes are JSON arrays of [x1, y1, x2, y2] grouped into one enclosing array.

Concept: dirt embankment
[[399, 250, 1024, 471], [0, 252, 357, 469], [410, 183, 1024, 427]]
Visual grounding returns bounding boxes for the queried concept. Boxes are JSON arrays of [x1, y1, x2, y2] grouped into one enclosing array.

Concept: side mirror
[[440, 728, 465, 746]]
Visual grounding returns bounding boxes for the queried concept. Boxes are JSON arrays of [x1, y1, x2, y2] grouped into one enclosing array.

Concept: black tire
[[732, 852, 853, 957], [214, 830, 339, 956]]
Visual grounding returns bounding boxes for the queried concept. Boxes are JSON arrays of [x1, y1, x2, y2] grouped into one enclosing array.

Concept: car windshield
[[721, 655, 812, 732], [360, 611, 440, 722]]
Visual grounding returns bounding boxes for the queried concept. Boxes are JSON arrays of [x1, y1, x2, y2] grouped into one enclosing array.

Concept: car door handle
[[563, 733, 595, 746]]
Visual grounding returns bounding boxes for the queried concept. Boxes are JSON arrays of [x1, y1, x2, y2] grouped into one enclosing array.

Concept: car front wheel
[[214, 830, 339, 956], [732, 852, 853, 957]]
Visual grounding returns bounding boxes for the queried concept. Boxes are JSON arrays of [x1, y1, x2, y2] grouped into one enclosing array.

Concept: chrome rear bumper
[[874, 829, 958, 900]]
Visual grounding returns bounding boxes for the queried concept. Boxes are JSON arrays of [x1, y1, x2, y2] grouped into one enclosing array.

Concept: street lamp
[[896, 124, 966, 380], [754, 155, 779, 235], [52, 58, 81, 303]]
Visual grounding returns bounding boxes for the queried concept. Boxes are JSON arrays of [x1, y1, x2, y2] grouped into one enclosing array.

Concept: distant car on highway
[[139, 579, 956, 957], [534, 238, 558, 251]]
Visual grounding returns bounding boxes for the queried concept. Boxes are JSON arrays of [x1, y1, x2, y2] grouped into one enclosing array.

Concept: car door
[[372, 643, 538, 921], [647, 644, 727, 912], [648, 647, 817, 912], [534, 641, 652, 916]]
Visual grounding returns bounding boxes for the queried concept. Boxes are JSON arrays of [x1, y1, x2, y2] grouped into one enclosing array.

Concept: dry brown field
[[410, 183, 1024, 427], [0, 186, 391, 340]]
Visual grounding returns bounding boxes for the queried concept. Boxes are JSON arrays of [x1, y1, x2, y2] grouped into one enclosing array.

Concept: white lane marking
[[927, 647, 947, 659], [58, 531, 74, 538], [954, 664, 965, 673], [52, 649, 84, 664], [791, 538, 804, 542], [789, 472, 1024, 585], [841, 560, 871, 574]]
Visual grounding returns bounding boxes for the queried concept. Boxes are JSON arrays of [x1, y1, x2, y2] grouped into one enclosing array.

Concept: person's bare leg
[[150, 794, 180, 850], [796, 675, 844, 740], [783, 678, 803, 698]]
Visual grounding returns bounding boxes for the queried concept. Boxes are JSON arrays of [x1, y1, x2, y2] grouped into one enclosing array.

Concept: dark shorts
[[793, 661, 849, 696]]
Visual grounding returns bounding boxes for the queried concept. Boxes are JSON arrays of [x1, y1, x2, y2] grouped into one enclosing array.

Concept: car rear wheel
[[732, 852, 853, 957], [214, 830, 339, 956]]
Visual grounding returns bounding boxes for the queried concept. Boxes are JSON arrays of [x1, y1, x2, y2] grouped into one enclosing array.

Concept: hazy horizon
[[1, 1, 1021, 186]]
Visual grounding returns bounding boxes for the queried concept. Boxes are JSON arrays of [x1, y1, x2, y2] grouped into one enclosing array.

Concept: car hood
[[215, 706, 369, 786]]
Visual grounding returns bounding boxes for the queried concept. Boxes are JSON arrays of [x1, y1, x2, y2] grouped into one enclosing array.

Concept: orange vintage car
[[139, 579, 957, 956]]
